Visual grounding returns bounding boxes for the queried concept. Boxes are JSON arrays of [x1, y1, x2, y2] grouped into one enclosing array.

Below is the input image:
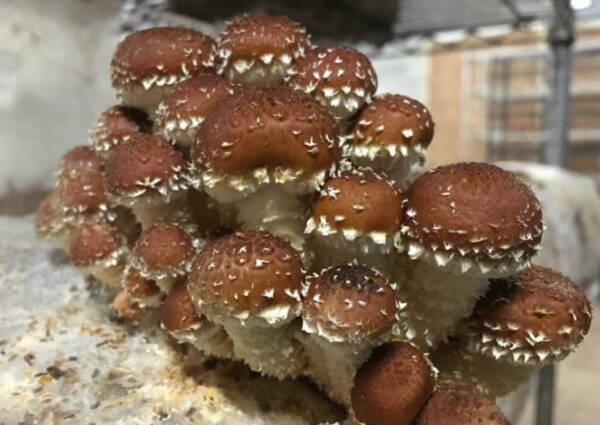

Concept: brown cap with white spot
[[286, 46, 377, 121], [111, 27, 216, 99], [414, 380, 508, 425], [302, 264, 397, 343], [187, 231, 304, 323], [90, 106, 151, 155], [160, 282, 203, 333], [351, 341, 435, 425], [218, 14, 310, 86], [104, 134, 188, 201], [465, 265, 592, 365], [124, 266, 161, 300], [192, 87, 340, 191], [350, 94, 434, 157], [132, 222, 195, 279], [56, 146, 104, 179], [306, 168, 402, 243], [56, 166, 109, 216], [400, 163, 543, 276], [68, 218, 126, 268]]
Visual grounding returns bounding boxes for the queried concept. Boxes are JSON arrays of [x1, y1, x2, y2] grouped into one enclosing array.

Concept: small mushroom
[[160, 282, 233, 358], [350, 341, 435, 425], [36, 190, 71, 251], [286, 46, 377, 123], [155, 75, 237, 152], [56, 145, 104, 179], [191, 87, 341, 253], [346, 94, 434, 188], [187, 231, 306, 379], [68, 217, 128, 288], [299, 264, 398, 404], [103, 133, 190, 229], [89, 106, 151, 158], [130, 222, 196, 293], [305, 168, 401, 273], [217, 14, 310, 87], [414, 380, 509, 425], [394, 162, 544, 349], [111, 27, 217, 112], [123, 265, 162, 308]]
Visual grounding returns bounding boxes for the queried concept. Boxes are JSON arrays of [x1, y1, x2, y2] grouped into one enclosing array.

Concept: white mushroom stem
[[296, 332, 373, 405], [216, 315, 306, 380], [393, 256, 489, 350], [127, 195, 188, 230], [166, 322, 234, 359], [82, 263, 125, 290]]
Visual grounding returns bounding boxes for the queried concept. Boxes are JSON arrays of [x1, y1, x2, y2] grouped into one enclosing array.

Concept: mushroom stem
[[394, 258, 489, 350], [297, 332, 373, 405], [350, 148, 423, 189], [168, 322, 234, 359], [218, 315, 306, 379], [128, 194, 188, 230], [85, 263, 126, 289]]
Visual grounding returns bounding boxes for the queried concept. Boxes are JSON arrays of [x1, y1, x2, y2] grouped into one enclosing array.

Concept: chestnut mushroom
[[89, 106, 151, 158], [123, 266, 162, 308]]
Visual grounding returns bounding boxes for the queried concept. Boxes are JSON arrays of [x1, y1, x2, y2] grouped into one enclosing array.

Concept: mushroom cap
[[302, 264, 398, 343], [351, 94, 434, 153], [111, 27, 216, 93], [351, 342, 435, 425], [192, 86, 340, 178], [414, 380, 508, 425], [466, 265, 592, 365], [90, 106, 151, 154], [160, 282, 202, 332], [188, 231, 304, 321], [286, 46, 377, 119], [56, 166, 108, 214], [35, 191, 64, 238], [56, 146, 103, 179], [400, 162, 543, 275], [124, 266, 161, 300], [307, 168, 401, 238], [104, 134, 187, 200], [218, 14, 309, 67], [132, 222, 195, 276], [155, 75, 237, 135], [69, 219, 126, 267]]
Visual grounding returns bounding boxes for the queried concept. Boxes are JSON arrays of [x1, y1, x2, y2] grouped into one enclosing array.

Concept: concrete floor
[[517, 302, 600, 425]]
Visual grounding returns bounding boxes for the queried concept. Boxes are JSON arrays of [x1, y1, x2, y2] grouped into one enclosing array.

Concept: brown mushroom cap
[[414, 380, 508, 425], [124, 266, 161, 300], [188, 231, 304, 320], [110, 27, 216, 94], [132, 222, 195, 276], [90, 106, 151, 154], [217, 14, 309, 78], [192, 86, 340, 181], [56, 166, 108, 214], [351, 342, 435, 425], [56, 146, 103, 179], [302, 264, 397, 343], [35, 190, 64, 239], [351, 94, 434, 153], [400, 163, 543, 276], [104, 134, 187, 200], [307, 169, 402, 238], [466, 265, 592, 365], [286, 46, 377, 119], [160, 283, 202, 332], [69, 219, 125, 267], [155, 75, 237, 137]]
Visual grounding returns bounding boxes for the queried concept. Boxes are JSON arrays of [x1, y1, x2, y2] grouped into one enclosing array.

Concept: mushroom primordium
[[155, 75, 237, 152], [350, 341, 435, 425], [68, 217, 128, 289], [89, 105, 151, 158], [414, 380, 509, 425], [346, 94, 434, 188], [130, 222, 196, 293], [298, 264, 398, 404], [217, 14, 310, 87], [103, 133, 190, 229], [191, 86, 341, 253], [305, 168, 402, 274], [160, 282, 234, 358], [394, 162, 544, 350], [285, 46, 377, 124], [187, 231, 306, 378], [433, 265, 592, 397], [111, 27, 217, 112]]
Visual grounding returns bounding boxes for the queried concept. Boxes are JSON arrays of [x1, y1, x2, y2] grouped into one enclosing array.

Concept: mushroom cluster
[[36, 13, 593, 425]]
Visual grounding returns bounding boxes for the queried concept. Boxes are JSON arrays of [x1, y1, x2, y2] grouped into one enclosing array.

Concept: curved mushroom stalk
[[300, 264, 398, 405]]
